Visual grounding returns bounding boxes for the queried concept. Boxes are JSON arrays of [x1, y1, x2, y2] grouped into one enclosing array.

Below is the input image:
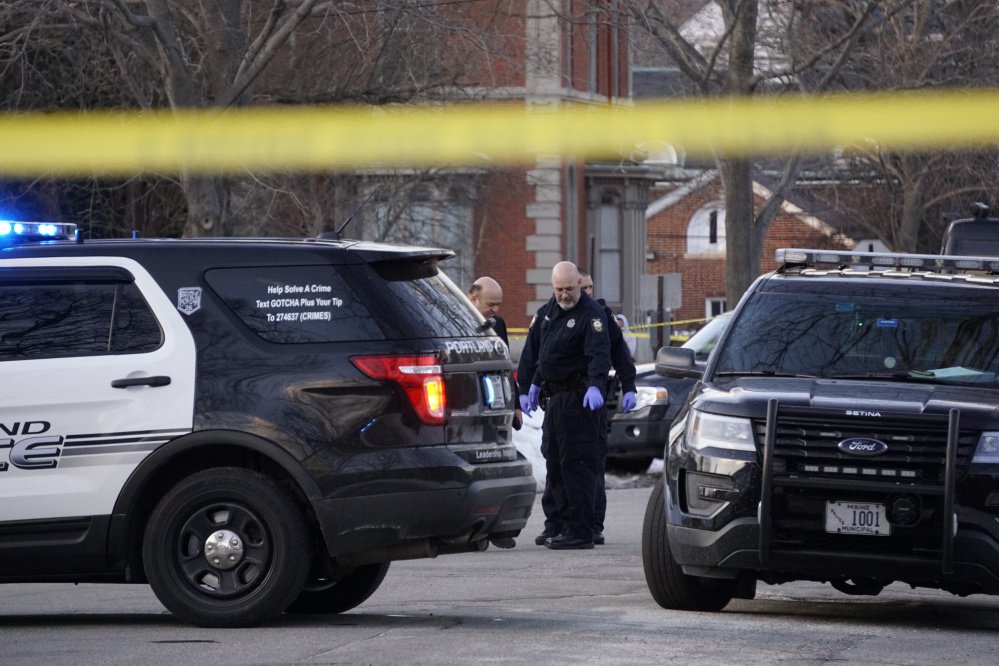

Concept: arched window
[[687, 203, 726, 255]]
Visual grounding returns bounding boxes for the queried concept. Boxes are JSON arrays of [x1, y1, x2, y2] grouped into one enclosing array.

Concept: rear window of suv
[[206, 262, 485, 344]]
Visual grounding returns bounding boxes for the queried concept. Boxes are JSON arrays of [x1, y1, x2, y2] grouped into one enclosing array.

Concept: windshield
[[712, 281, 999, 386], [683, 314, 730, 361]]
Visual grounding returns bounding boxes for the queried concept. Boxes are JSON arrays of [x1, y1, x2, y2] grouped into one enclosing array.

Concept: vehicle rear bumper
[[314, 466, 536, 560]]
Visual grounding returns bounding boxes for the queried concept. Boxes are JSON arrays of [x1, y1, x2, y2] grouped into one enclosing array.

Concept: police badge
[[177, 287, 202, 315], [591, 317, 604, 332], [567, 318, 576, 328]]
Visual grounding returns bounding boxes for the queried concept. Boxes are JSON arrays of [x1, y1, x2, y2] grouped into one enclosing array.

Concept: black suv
[[941, 202, 999, 256], [644, 248, 999, 611], [605, 313, 730, 473], [0, 222, 533, 627]]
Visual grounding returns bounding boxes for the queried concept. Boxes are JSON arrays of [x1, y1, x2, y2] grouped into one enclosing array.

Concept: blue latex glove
[[528, 384, 541, 412], [621, 391, 637, 414], [583, 385, 604, 410], [520, 384, 541, 416]]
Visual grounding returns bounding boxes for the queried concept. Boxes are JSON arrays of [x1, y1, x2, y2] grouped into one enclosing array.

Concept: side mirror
[[655, 346, 702, 379]]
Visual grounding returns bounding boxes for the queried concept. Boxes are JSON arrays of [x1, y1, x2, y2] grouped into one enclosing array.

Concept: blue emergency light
[[0, 220, 78, 245]]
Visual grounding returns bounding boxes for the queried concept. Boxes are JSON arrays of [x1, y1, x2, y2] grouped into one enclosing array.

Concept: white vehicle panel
[[0, 256, 196, 521]]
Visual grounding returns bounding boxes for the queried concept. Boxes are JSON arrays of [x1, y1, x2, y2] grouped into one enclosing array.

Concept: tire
[[641, 477, 736, 612], [287, 562, 390, 614], [142, 467, 311, 627], [606, 457, 654, 474]]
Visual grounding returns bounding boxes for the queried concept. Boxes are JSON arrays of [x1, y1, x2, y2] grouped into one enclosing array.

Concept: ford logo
[[837, 437, 888, 457]]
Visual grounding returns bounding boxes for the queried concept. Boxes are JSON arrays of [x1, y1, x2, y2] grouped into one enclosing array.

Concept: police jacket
[[596, 298, 637, 395], [488, 314, 518, 393], [517, 292, 611, 391]]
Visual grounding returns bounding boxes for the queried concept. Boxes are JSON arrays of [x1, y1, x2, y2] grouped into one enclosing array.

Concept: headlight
[[686, 410, 756, 453], [972, 432, 999, 464], [635, 385, 668, 409]]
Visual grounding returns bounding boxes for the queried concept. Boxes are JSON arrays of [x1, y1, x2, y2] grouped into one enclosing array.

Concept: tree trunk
[[718, 1, 760, 307], [896, 166, 925, 253], [720, 157, 758, 306], [182, 174, 226, 237]]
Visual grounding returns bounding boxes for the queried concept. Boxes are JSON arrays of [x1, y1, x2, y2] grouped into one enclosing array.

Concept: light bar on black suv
[[776, 248, 999, 273]]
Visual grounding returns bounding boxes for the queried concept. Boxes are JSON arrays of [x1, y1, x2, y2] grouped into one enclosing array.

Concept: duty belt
[[542, 376, 589, 394]]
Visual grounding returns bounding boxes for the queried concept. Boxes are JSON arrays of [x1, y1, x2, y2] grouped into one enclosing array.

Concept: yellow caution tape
[[508, 317, 707, 335], [3, 89, 999, 175]]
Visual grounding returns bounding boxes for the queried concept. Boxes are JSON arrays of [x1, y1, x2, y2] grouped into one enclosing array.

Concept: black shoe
[[545, 535, 594, 550], [592, 532, 605, 545], [535, 531, 560, 546]]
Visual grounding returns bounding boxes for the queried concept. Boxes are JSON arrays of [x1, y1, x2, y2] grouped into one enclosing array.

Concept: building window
[[687, 202, 726, 255], [588, 10, 598, 92], [706, 297, 727, 318], [372, 193, 474, 289], [596, 193, 622, 303]]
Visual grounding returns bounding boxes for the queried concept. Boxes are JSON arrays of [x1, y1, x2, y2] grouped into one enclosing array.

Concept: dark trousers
[[595, 426, 608, 533], [544, 413, 607, 533], [540, 390, 601, 542]]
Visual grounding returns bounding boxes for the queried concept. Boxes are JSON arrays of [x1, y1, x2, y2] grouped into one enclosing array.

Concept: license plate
[[481, 374, 505, 409], [824, 501, 891, 536]]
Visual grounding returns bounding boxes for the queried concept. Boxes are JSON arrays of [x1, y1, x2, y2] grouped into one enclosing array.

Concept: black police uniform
[[491, 315, 520, 394], [523, 298, 636, 543], [518, 291, 611, 546], [594, 299, 636, 537]]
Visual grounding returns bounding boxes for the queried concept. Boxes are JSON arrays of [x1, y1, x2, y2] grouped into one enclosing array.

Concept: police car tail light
[[351, 354, 447, 425]]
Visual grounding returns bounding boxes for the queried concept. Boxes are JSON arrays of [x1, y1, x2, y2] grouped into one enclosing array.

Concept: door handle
[[111, 375, 172, 388]]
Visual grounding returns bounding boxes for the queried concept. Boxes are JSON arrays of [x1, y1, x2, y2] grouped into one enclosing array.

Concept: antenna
[[335, 189, 377, 240]]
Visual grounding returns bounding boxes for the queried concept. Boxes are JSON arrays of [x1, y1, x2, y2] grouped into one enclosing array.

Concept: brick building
[[349, 2, 660, 331], [645, 170, 857, 331]]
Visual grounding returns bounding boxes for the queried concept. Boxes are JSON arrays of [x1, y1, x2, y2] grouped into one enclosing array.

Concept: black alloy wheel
[[142, 467, 311, 627]]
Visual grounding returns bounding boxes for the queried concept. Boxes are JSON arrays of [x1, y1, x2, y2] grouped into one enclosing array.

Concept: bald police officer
[[518, 261, 611, 549], [468, 276, 522, 430]]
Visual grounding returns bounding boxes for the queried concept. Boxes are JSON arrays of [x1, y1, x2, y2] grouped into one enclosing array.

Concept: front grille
[[755, 406, 977, 486]]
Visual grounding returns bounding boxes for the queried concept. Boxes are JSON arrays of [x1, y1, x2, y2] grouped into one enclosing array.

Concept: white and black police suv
[[0, 221, 533, 627], [645, 248, 999, 611]]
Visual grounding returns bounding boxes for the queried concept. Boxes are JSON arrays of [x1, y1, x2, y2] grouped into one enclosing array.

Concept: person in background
[[469, 276, 522, 430], [614, 314, 637, 361], [578, 269, 637, 545], [518, 261, 611, 550]]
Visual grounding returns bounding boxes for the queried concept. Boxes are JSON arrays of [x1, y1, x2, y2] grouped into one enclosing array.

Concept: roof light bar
[[0, 220, 78, 244], [776, 248, 999, 273]]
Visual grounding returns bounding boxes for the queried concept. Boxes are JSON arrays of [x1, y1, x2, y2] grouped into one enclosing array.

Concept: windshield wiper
[[713, 371, 817, 378], [825, 373, 913, 380]]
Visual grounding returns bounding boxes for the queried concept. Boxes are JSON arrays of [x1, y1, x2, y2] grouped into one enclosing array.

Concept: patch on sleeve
[[591, 317, 604, 333]]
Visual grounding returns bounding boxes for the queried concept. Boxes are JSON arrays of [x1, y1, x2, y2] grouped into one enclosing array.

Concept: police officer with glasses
[[519, 261, 611, 549]]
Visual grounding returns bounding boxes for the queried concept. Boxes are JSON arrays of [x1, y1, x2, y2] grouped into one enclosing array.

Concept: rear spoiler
[[334, 239, 455, 264]]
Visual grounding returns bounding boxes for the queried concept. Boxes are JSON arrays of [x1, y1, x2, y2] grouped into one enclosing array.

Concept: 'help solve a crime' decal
[[255, 283, 343, 323]]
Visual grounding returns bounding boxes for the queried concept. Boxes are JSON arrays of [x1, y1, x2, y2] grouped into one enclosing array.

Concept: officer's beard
[[557, 297, 578, 311]]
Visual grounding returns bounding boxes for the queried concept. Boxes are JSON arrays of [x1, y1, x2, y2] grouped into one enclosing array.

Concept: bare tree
[[621, 0, 886, 301], [800, 0, 999, 252], [0, 1, 524, 243]]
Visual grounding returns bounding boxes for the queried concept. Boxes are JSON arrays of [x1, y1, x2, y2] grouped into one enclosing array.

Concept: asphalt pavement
[[4, 485, 999, 665]]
